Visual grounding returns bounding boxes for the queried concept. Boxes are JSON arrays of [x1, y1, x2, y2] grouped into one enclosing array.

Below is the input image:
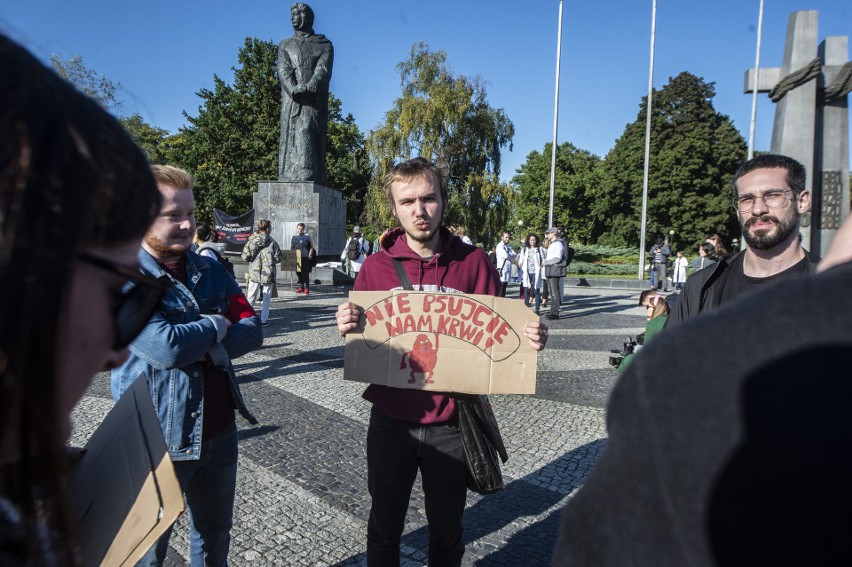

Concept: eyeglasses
[[733, 189, 795, 213], [79, 253, 172, 349]]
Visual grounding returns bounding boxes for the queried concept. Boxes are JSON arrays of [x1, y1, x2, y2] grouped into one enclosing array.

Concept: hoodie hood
[[376, 226, 465, 291], [252, 233, 272, 248]]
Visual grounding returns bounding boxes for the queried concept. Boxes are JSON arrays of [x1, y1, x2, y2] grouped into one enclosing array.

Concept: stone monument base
[[253, 181, 346, 257]]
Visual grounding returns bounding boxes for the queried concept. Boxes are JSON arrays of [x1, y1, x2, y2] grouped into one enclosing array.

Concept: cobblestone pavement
[[71, 283, 649, 566]]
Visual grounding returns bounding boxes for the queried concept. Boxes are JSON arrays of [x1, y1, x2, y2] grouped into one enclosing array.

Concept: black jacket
[[667, 250, 817, 328]]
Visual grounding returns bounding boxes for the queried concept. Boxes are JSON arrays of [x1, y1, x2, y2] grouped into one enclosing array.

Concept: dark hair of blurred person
[[0, 35, 162, 564]]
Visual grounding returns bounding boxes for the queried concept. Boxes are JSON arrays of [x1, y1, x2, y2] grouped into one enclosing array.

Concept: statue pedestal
[[253, 181, 346, 257]]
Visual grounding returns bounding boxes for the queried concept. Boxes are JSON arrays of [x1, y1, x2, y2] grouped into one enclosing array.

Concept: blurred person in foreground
[[0, 35, 165, 565], [553, 200, 852, 567]]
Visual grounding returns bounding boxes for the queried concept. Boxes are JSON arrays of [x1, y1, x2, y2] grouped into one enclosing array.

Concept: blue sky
[[2, 1, 849, 183]]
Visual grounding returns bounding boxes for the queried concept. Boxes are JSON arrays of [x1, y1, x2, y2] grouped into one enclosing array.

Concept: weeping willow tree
[[365, 42, 514, 246]]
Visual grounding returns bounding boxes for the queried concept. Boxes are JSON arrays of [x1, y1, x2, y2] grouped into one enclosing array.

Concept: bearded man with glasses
[[668, 154, 817, 327], [111, 164, 262, 566]]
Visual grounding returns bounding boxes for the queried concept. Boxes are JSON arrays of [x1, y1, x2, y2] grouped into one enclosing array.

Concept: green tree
[[51, 55, 179, 167], [365, 42, 514, 244], [512, 142, 602, 243], [50, 54, 122, 113], [171, 38, 368, 221], [594, 72, 747, 249], [170, 38, 279, 218], [119, 114, 172, 164], [326, 95, 372, 225]]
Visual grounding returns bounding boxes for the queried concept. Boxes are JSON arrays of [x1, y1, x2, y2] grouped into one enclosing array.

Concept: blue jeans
[[524, 287, 541, 311], [366, 407, 467, 567], [138, 424, 238, 567]]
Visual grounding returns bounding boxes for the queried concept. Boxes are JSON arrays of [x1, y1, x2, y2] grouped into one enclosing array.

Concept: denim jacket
[[111, 249, 261, 461]]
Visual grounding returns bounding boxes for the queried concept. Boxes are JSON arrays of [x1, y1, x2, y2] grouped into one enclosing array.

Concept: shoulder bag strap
[[392, 259, 414, 290]]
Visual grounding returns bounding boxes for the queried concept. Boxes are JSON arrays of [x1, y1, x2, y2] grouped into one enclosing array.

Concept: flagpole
[[549, 0, 563, 229], [747, 0, 765, 160], [638, 0, 657, 279]]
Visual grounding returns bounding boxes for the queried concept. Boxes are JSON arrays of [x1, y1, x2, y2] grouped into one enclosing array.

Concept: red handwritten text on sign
[[359, 293, 520, 361]]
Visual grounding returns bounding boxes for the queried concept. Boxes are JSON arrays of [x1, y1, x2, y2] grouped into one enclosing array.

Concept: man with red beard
[[112, 165, 261, 566], [668, 154, 815, 326]]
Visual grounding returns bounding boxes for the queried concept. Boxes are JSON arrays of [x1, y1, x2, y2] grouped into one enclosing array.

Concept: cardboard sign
[[71, 376, 184, 567], [344, 291, 538, 394], [280, 249, 299, 272]]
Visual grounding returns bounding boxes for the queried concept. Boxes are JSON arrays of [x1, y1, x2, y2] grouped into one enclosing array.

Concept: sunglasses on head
[[79, 252, 172, 349]]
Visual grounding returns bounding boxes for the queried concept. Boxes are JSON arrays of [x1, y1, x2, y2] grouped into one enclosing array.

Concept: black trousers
[[654, 263, 667, 291], [547, 277, 562, 317], [366, 408, 467, 566]]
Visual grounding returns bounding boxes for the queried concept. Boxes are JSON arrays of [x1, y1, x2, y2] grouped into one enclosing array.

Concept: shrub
[[569, 261, 637, 276]]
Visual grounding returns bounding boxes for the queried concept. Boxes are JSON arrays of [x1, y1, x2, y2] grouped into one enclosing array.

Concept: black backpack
[[198, 244, 236, 278], [347, 238, 361, 261]]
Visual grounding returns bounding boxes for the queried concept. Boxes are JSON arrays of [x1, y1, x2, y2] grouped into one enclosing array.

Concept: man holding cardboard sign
[[336, 158, 549, 566]]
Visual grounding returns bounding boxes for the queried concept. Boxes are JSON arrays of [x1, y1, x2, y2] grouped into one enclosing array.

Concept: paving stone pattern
[[71, 283, 652, 566]]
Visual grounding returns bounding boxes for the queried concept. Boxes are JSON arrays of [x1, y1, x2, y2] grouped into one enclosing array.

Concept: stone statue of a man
[[277, 3, 334, 183]]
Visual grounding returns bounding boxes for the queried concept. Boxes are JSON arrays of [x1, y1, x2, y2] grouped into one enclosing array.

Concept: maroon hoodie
[[356, 226, 501, 424]]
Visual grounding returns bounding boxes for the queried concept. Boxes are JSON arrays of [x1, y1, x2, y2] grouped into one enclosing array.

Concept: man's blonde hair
[[151, 164, 193, 190]]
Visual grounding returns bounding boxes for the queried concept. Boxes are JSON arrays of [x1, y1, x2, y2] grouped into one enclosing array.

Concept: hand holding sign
[[336, 301, 362, 336], [523, 321, 549, 351]]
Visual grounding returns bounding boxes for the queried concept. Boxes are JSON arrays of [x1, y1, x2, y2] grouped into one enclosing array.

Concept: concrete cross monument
[[253, 2, 345, 258], [744, 10, 852, 256]]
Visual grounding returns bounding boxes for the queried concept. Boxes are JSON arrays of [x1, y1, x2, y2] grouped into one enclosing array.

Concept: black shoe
[[261, 321, 270, 327], [545, 314, 559, 320]]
